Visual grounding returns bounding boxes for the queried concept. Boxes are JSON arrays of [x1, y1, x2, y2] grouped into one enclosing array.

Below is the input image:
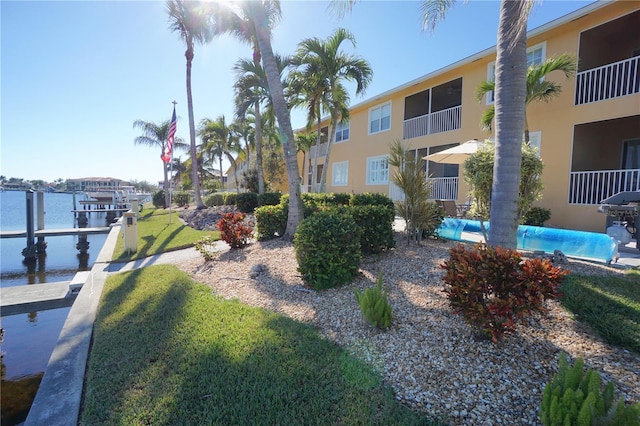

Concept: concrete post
[[35, 191, 47, 254]]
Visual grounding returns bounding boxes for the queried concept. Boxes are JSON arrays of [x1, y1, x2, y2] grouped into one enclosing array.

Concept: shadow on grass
[[81, 265, 439, 425]]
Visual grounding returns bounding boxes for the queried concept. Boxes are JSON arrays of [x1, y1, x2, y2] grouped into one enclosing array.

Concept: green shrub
[[442, 244, 568, 342], [254, 204, 288, 241], [258, 192, 282, 207], [350, 193, 394, 209], [523, 206, 552, 227], [174, 191, 190, 207], [354, 273, 393, 329], [194, 235, 220, 261], [217, 212, 253, 249], [152, 190, 165, 208], [294, 210, 361, 290], [223, 192, 237, 206], [540, 353, 640, 426], [204, 193, 225, 207], [349, 205, 395, 254], [236, 192, 258, 213]]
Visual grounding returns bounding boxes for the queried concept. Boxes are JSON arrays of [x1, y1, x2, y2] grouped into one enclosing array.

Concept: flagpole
[[168, 100, 177, 224]]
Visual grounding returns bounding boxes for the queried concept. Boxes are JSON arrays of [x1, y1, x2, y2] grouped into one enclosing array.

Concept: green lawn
[[111, 207, 218, 262], [561, 269, 640, 353], [81, 265, 439, 425]]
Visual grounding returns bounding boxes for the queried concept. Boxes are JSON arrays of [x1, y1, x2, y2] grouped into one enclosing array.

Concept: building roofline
[[296, 0, 609, 131]]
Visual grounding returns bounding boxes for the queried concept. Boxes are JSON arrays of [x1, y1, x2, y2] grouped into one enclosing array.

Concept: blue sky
[[1, 0, 594, 185]]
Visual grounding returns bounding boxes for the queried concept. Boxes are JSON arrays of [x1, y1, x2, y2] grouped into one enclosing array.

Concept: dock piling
[[22, 190, 36, 261]]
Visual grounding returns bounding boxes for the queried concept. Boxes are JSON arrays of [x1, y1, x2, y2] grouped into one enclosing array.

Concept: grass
[[560, 269, 640, 353], [81, 265, 440, 425], [111, 207, 218, 262]]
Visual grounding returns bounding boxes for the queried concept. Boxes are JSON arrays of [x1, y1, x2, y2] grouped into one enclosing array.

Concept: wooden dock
[[0, 226, 112, 239]]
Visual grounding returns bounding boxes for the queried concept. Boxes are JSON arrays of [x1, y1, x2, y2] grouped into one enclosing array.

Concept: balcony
[[427, 176, 459, 201], [569, 169, 640, 205], [575, 56, 640, 105], [403, 105, 462, 140]]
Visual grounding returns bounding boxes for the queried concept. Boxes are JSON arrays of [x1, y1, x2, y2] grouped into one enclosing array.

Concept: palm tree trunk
[[219, 155, 224, 190], [255, 101, 265, 194], [318, 112, 338, 193], [252, 2, 303, 239], [185, 42, 205, 209], [311, 112, 321, 192], [488, 0, 529, 249], [524, 113, 530, 144]]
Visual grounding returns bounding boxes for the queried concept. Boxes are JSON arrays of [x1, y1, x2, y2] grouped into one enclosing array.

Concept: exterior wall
[[300, 0, 639, 233]]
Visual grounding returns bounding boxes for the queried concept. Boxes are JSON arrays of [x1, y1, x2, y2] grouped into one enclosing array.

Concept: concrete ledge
[[0, 282, 74, 316], [25, 222, 121, 426]]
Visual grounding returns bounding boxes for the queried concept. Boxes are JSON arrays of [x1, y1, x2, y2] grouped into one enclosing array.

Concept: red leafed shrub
[[217, 212, 253, 249], [441, 244, 569, 342]]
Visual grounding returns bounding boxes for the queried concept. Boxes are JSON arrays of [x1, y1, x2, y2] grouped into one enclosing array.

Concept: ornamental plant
[[442, 244, 568, 342], [354, 273, 393, 329], [217, 212, 253, 249], [194, 235, 220, 261], [294, 210, 361, 290], [540, 353, 640, 426], [254, 204, 287, 241]]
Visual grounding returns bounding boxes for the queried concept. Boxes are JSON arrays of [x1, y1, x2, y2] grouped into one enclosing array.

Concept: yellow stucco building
[[300, 0, 639, 233]]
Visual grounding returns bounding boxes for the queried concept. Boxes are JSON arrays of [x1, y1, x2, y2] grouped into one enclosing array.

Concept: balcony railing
[[569, 168, 640, 205], [427, 176, 459, 201], [403, 105, 462, 140], [309, 142, 328, 158], [575, 56, 640, 105]]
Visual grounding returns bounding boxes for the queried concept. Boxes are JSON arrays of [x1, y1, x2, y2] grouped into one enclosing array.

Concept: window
[[335, 121, 349, 143], [528, 131, 541, 157], [486, 42, 546, 104], [366, 155, 389, 185], [369, 102, 391, 134], [332, 161, 348, 186]]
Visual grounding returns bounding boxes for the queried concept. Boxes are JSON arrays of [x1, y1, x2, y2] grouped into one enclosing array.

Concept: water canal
[[1, 190, 110, 425]]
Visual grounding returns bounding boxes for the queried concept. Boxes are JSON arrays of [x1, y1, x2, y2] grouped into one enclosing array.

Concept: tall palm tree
[[475, 53, 577, 143], [199, 115, 237, 189], [333, 0, 530, 248], [291, 28, 372, 192], [167, 0, 214, 209], [215, 1, 281, 195], [216, 0, 304, 239], [132, 118, 187, 207], [233, 54, 291, 194]]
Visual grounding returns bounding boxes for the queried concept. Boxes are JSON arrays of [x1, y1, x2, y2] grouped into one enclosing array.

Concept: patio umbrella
[[423, 139, 483, 164]]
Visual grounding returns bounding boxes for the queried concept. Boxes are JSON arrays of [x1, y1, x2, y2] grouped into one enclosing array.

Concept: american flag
[[162, 106, 176, 164]]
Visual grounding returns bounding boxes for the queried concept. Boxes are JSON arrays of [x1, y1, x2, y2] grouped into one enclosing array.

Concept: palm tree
[[132, 118, 187, 207], [332, 0, 530, 248], [167, 0, 214, 209], [291, 28, 372, 192], [475, 53, 577, 143], [233, 54, 291, 194], [295, 131, 316, 190], [421, 0, 531, 249], [199, 115, 239, 191], [216, 0, 304, 239]]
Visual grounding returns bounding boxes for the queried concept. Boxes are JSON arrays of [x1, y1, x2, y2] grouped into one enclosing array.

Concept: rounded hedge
[[294, 210, 361, 290]]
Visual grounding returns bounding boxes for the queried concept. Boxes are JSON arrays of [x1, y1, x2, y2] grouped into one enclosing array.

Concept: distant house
[[299, 1, 639, 233], [66, 177, 124, 193]]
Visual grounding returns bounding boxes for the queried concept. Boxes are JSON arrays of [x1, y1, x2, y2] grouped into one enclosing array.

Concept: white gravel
[[177, 231, 640, 426]]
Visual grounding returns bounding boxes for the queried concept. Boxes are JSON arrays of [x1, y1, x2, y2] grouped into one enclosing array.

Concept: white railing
[[575, 56, 640, 105], [427, 176, 458, 201], [569, 168, 640, 204], [309, 142, 328, 158], [403, 105, 462, 139]]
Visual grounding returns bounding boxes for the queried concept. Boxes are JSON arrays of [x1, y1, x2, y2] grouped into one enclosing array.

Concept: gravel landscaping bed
[[179, 209, 639, 425]]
